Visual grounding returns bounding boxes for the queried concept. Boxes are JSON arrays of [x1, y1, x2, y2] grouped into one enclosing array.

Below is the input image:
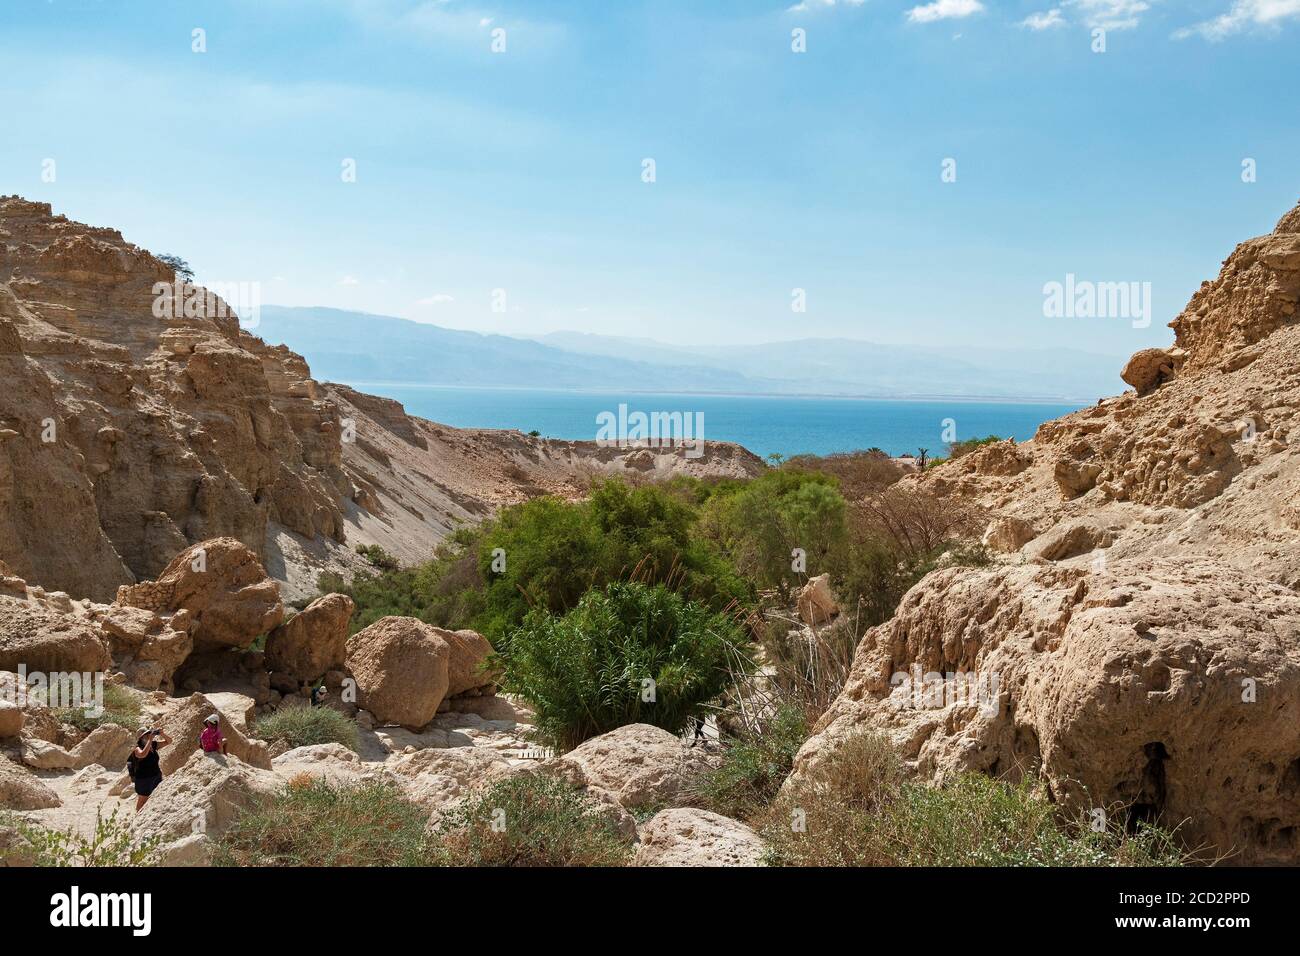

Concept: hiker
[[128, 726, 172, 811], [310, 684, 328, 707], [199, 714, 229, 755]]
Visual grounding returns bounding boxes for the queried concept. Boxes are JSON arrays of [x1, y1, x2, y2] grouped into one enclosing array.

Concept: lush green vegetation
[[252, 704, 360, 753], [505, 582, 743, 749], [425, 773, 632, 866], [760, 732, 1189, 867]]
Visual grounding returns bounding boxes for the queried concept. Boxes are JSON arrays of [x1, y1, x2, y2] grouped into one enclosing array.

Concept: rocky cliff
[[792, 201, 1300, 863], [0, 198, 765, 603]]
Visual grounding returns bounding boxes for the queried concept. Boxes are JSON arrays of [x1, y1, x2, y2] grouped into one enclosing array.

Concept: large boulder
[[94, 603, 192, 691], [556, 723, 712, 810], [0, 754, 60, 809], [0, 596, 112, 674], [21, 724, 134, 771], [156, 693, 272, 775], [132, 750, 280, 844], [0, 700, 20, 738], [633, 808, 766, 867], [796, 574, 839, 627], [387, 746, 512, 811], [1121, 347, 1182, 396], [790, 558, 1300, 864], [981, 516, 1037, 554], [433, 627, 500, 697], [115, 538, 284, 652], [346, 617, 449, 729], [264, 593, 354, 682]]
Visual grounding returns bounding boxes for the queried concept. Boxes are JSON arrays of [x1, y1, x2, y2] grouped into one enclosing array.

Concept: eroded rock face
[[115, 538, 283, 652], [345, 617, 450, 729], [791, 559, 1300, 863], [0, 754, 60, 809], [0, 595, 112, 674], [133, 750, 280, 844], [557, 723, 712, 810], [0, 197, 352, 601], [633, 808, 766, 867], [156, 693, 272, 775], [264, 593, 354, 682]]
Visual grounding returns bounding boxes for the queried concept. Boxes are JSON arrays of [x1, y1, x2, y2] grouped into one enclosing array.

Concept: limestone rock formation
[[433, 627, 500, 698], [0, 197, 352, 601], [115, 538, 284, 652], [796, 574, 839, 627], [0, 594, 111, 674], [795, 201, 1300, 864], [792, 558, 1300, 863], [346, 617, 450, 729], [633, 808, 766, 867], [264, 593, 354, 682], [0, 754, 60, 810], [156, 693, 272, 775], [133, 750, 280, 845], [556, 723, 713, 810]]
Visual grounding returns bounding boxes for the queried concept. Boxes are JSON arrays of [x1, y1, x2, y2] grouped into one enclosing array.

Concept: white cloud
[[787, 0, 865, 12], [1064, 0, 1150, 31], [906, 0, 985, 24], [339, 275, 360, 286], [416, 293, 455, 305], [1174, 0, 1300, 40], [1020, 8, 1066, 29]]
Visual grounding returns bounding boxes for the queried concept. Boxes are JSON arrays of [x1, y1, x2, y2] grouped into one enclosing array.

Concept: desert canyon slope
[[793, 201, 1300, 863], [0, 197, 763, 603]]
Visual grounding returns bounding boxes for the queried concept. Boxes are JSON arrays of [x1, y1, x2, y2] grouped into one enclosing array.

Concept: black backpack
[[126, 752, 138, 781]]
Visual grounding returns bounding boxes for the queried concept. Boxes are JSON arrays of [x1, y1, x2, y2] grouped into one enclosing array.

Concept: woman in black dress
[[129, 726, 172, 811]]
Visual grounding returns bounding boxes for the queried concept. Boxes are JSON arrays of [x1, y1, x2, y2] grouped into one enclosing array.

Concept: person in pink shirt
[[199, 715, 228, 755]]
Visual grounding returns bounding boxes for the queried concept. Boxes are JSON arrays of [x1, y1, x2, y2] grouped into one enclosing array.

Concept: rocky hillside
[[792, 201, 1300, 863], [0, 197, 764, 603]]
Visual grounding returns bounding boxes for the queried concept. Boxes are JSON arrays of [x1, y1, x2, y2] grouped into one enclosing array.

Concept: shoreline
[[334, 380, 1095, 408]]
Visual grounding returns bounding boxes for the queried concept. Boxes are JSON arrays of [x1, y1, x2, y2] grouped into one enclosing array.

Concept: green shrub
[[54, 681, 142, 733], [322, 527, 486, 635], [761, 732, 1190, 867], [355, 543, 400, 571], [214, 779, 428, 866], [9, 809, 158, 867], [251, 704, 359, 752], [699, 469, 847, 596], [503, 582, 743, 749], [425, 772, 631, 866], [690, 705, 807, 822], [476, 479, 751, 646], [948, 434, 1005, 460], [323, 479, 751, 647]]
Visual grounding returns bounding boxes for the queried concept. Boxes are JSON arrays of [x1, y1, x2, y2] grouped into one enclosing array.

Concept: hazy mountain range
[[254, 306, 1126, 402]]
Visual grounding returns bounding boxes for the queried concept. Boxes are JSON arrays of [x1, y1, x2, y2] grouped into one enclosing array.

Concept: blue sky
[[2, 0, 1297, 358]]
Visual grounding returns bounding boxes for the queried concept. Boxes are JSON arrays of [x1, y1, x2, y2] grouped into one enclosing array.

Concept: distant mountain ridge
[[255, 306, 1125, 402]]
